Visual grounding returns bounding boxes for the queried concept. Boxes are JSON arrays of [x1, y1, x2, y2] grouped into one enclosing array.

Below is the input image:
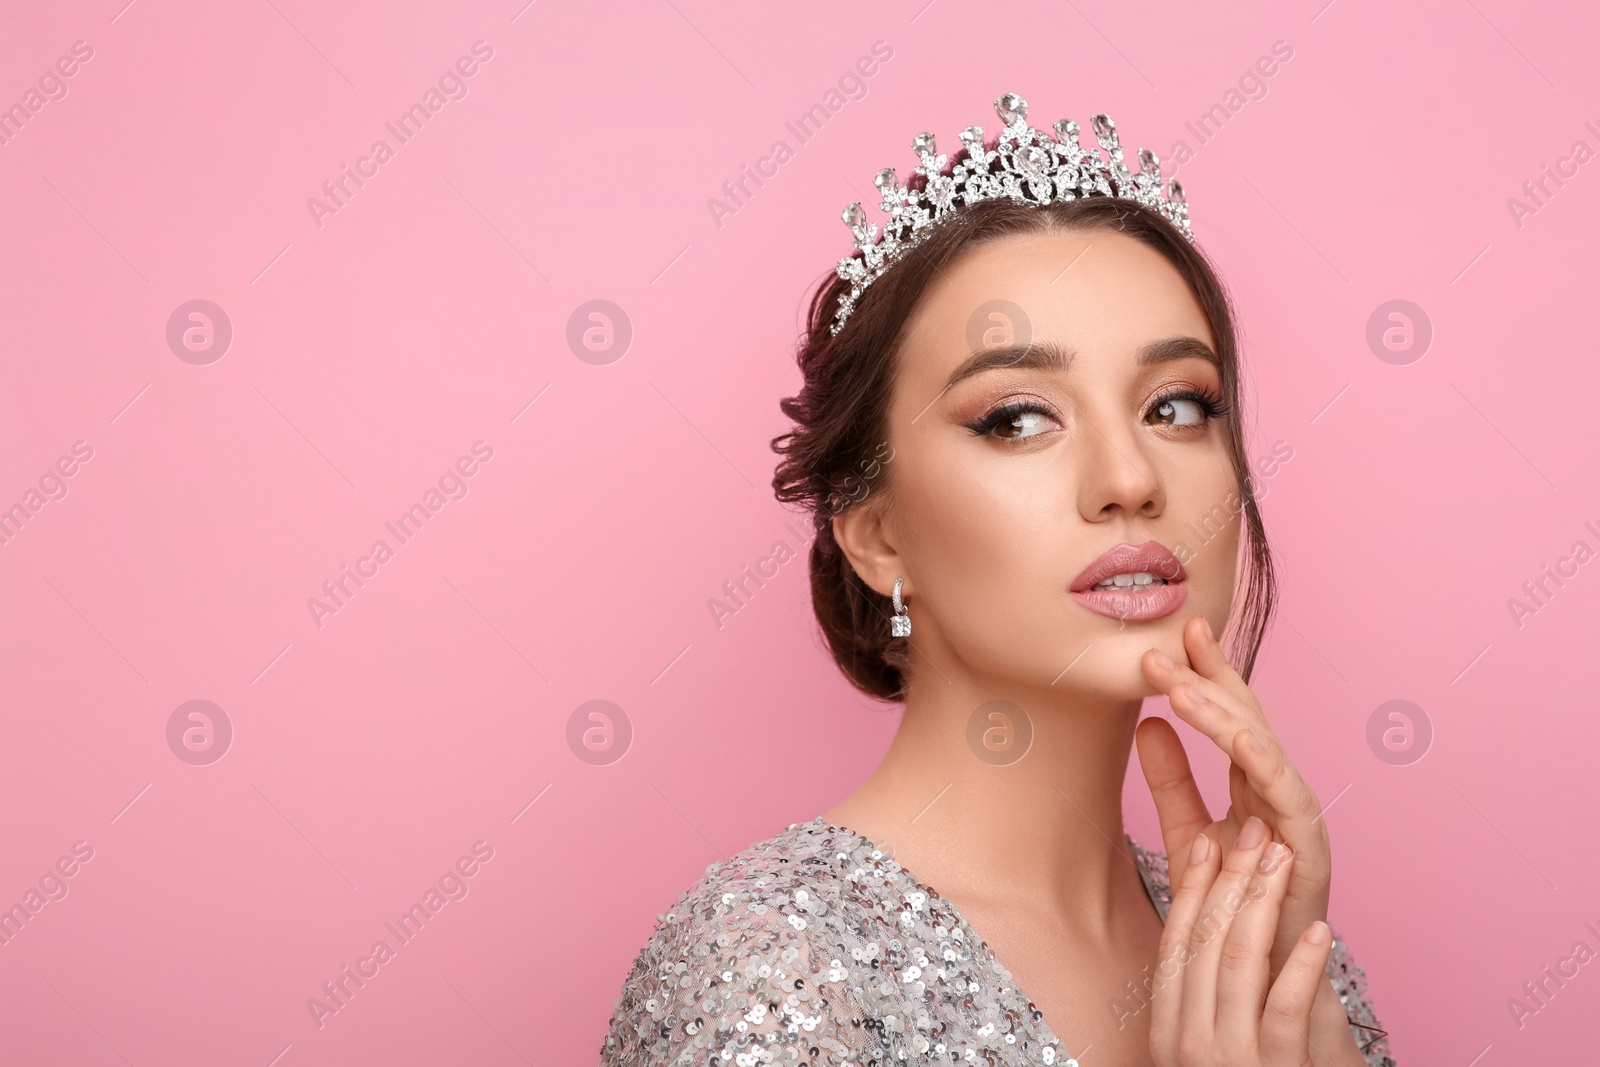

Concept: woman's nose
[[1075, 411, 1163, 520]]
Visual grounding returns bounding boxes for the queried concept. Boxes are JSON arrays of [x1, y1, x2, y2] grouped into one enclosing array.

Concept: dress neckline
[[802, 814, 1170, 1060]]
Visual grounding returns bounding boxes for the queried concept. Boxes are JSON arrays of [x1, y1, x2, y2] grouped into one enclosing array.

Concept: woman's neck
[[822, 678, 1150, 936]]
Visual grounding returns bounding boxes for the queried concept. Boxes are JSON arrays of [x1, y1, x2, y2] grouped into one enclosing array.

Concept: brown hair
[[770, 195, 1276, 702]]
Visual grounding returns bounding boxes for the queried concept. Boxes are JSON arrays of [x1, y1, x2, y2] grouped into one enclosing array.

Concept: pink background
[[1, 0, 1596, 1063]]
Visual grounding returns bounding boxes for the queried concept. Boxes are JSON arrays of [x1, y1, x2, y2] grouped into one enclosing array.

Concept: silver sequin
[[600, 818, 1394, 1065]]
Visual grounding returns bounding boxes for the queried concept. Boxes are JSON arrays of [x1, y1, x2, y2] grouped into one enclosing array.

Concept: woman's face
[[840, 226, 1241, 699]]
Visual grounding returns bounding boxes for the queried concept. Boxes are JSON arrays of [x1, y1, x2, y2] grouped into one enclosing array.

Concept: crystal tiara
[[830, 92, 1194, 335]]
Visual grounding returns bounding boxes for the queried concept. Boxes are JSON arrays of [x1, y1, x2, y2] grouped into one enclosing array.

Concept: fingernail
[[1180, 682, 1207, 708], [1189, 833, 1209, 864], [1306, 920, 1330, 945], [1257, 841, 1286, 874], [1237, 816, 1266, 850], [1201, 616, 1215, 642], [1151, 650, 1177, 671]]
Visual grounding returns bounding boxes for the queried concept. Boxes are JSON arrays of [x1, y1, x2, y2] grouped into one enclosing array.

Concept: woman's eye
[[1150, 397, 1205, 427], [1147, 390, 1226, 428], [994, 410, 1054, 440], [971, 402, 1060, 441]]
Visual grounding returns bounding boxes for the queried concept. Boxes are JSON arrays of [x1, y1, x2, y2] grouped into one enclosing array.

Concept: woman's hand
[[1135, 614, 1332, 983], [1148, 822, 1337, 1066]]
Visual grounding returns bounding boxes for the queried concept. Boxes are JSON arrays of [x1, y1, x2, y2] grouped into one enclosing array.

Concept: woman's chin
[[1046, 633, 1183, 701]]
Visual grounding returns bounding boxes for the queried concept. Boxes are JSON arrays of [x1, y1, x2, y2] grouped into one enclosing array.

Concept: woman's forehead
[[899, 229, 1216, 376]]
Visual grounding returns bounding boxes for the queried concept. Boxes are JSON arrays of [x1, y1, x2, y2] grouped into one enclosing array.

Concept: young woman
[[600, 93, 1393, 1067]]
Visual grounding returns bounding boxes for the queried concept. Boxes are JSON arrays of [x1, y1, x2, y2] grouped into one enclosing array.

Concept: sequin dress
[[600, 817, 1394, 1066]]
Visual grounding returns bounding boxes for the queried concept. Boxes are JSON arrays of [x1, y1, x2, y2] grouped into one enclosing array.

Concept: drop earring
[[890, 577, 912, 637]]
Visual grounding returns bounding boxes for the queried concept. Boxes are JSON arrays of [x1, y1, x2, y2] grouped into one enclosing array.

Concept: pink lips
[[1069, 539, 1189, 622]]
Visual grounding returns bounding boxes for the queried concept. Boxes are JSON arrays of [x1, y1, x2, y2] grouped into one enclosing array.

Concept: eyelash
[[965, 387, 1231, 441], [1151, 386, 1231, 425]]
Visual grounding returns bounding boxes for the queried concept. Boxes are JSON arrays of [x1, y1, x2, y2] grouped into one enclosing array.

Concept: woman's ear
[[830, 500, 904, 599]]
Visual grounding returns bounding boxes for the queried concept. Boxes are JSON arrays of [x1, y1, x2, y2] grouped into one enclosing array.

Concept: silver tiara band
[[830, 92, 1194, 335]]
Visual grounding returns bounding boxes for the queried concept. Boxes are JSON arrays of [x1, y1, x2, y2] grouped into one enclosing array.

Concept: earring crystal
[[890, 577, 912, 637]]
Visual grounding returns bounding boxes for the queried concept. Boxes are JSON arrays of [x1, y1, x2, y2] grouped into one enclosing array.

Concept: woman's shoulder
[[610, 817, 864, 956], [598, 818, 883, 1066], [1128, 835, 1395, 1067]]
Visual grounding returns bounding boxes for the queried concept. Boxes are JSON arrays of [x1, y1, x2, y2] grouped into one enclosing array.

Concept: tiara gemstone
[[830, 92, 1194, 336]]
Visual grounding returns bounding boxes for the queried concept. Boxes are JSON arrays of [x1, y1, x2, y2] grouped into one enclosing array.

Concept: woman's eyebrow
[[942, 338, 1072, 390], [942, 335, 1219, 391], [1138, 335, 1221, 372]]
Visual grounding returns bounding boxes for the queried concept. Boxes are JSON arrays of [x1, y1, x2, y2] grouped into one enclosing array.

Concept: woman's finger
[[1144, 655, 1274, 782], [1178, 816, 1277, 1039], [1150, 830, 1220, 1055], [1227, 761, 1275, 841], [1153, 667, 1329, 891], [1258, 921, 1335, 1064], [1230, 725, 1331, 889], [1150, 650, 1317, 838], [1181, 613, 1259, 713], [1142, 616, 1267, 737], [1215, 841, 1295, 1047], [1134, 716, 1214, 886], [1146, 654, 1266, 762]]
